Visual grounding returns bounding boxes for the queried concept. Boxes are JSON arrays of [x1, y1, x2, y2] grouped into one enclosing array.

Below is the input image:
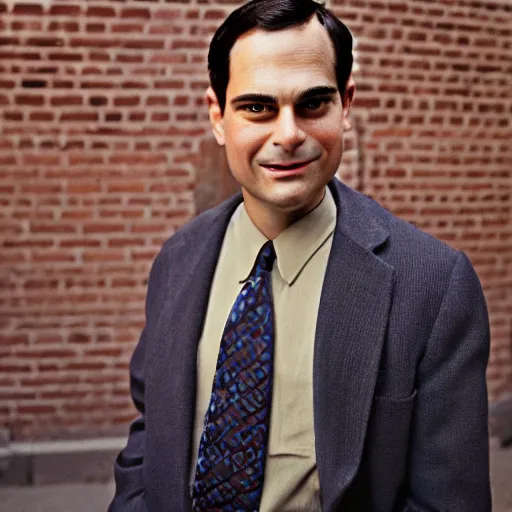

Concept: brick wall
[[0, 0, 510, 441]]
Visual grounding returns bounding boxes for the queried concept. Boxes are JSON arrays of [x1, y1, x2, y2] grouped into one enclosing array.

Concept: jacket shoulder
[[155, 194, 241, 262], [362, 191, 460, 267]]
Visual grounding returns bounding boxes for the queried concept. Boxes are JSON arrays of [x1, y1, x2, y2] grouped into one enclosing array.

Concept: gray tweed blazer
[[109, 177, 491, 512]]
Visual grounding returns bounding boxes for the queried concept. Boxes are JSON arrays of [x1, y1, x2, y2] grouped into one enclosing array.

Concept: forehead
[[227, 15, 337, 100]]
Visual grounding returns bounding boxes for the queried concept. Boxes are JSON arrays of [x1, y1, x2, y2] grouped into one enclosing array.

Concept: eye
[[299, 97, 331, 111], [239, 104, 274, 114]]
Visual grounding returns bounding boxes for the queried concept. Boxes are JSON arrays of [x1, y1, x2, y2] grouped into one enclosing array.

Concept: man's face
[[207, 15, 354, 217]]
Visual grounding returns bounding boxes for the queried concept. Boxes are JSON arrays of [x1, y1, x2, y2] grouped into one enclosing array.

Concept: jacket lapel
[[314, 180, 394, 511]]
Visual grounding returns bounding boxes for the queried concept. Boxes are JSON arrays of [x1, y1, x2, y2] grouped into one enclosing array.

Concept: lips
[[261, 158, 315, 170]]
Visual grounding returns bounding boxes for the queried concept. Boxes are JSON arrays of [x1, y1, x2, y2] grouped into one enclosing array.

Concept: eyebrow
[[230, 85, 338, 106]]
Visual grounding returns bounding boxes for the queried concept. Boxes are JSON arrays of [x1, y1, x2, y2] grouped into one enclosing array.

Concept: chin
[[261, 182, 324, 212]]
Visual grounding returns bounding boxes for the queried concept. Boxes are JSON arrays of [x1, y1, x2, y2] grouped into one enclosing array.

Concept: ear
[[205, 86, 225, 146], [342, 75, 356, 132]]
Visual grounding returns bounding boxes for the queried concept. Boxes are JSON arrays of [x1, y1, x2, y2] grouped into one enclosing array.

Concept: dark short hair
[[207, 0, 354, 114]]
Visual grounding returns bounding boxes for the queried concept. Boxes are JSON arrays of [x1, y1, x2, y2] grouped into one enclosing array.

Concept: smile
[[260, 158, 317, 175]]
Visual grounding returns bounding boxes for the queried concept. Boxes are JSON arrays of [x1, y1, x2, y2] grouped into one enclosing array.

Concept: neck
[[242, 188, 326, 240]]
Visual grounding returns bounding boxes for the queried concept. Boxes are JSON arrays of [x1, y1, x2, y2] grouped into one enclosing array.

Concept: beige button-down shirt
[[190, 187, 337, 511]]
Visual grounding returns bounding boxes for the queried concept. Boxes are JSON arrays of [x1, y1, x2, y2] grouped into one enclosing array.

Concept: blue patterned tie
[[192, 241, 276, 511]]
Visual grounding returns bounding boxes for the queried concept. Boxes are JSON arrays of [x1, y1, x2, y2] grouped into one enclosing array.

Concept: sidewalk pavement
[[0, 480, 115, 512], [491, 439, 512, 512], [0, 442, 510, 512]]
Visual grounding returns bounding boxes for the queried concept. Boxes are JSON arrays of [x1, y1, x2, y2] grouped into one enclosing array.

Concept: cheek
[[310, 119, 344, 152], [224, 122, 269, 163]]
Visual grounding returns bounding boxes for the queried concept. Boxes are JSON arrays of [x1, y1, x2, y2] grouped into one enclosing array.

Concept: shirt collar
[[233, 186, 337, 285]]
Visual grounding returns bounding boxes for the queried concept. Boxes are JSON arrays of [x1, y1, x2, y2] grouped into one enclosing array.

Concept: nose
[[272, 107, 306, 153]]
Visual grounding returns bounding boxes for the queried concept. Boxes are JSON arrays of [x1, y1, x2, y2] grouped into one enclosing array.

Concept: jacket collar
[[183, 177, 389, 259], [229, 185, 337, 285]]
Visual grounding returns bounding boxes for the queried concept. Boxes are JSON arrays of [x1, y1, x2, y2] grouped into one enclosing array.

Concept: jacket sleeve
[[403, 251, 492, 511], [108, 251, 168, 512]]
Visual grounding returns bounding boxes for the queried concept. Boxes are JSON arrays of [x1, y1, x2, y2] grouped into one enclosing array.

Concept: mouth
[[260, 157, 317, 175]]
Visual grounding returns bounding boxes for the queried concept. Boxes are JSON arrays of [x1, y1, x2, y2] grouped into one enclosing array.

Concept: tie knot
[[255, 241, 276, 274]]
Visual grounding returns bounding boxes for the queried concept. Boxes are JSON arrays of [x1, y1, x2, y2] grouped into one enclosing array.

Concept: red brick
[[26, 37, 65, 47], [24, 278, 59, 289], [86, 23, 105, 33], [83, 223, 125, 234], [0, 334, 28, 346], [59, 239, 101, 249], [107, 237, 145, 248], [107, 183, 146, 193], [15, 347, 77, 358], [149, 52, 187, 64], [47, 21, 80, 32], [115, 53, 144, 64], [67, 182, 102, 194], [51, 95, 83, 106], [88, 52, 110, 63], [31, 223, 75, 234], [15, 94, 45, 106], [41, 390, 89, 400], [84, 347, 123, 357], [86, 6, 116, 17], [114, 95, 140, 106], [204, 9, 226, 20], [0, 364, 32, 373], [0, 0, 509, 442], [67, 332, 91, 344], [21, 183, 62, 194], [68, 154, 103, 165], [111, 23, 144, 34], [153, 9, 182, 20], [121, 7, 151, 19], [149, 24, 185, 36], [49, 4, 82, 16], [17, 405, 57, 415], [3, 111, 22, 121], [65, 361, 107, 371], [0, 154, 17, 165], [34, 334, 63, 344], [12, 3, 43, 16], [32, 251, 76, 263], [84, 374, 125, 384], [61, 209, 94, 220], [60, 112, 99, 122], [83, 251, 125, 263], [69, 37, 119, 49], [4, 239, 53, 249], [48, 52, 83, 62], [0, 36, 20, 45], [29, 112, 54, 122], [124, 39, 164, 50], [0, 391, 38, 400], [171, 39, 208, 50]]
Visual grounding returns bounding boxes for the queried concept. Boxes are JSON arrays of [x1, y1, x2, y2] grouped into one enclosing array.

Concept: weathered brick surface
[[0, 0, 511, 441]]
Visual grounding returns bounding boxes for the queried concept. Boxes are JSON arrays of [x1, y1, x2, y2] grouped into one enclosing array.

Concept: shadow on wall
[[194, 138, 240, 215]]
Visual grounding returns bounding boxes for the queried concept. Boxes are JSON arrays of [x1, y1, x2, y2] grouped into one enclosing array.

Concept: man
[[109, 1, 491, 510]]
